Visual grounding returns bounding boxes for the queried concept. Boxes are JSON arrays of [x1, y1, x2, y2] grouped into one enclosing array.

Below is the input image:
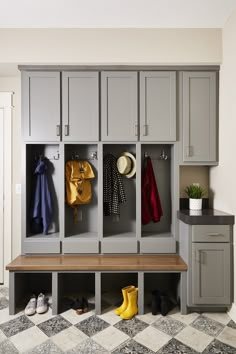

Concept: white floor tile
[[169, 311, 200, 325], [0, 308, 23, 325], [98, 309, 121, 325], [93, 326, 129, 351], [0, 330, 6, 343], [134, 326, 171, 352], [217, 326, 236, 348], [52, 326, 88, 352], [10, 326, 48, 353], [61, 308, 94, 325], [29, 307, 54, 325], [175, 326, 213, 352], [203, 312, 231, 325], [137, 312, 162, 325]]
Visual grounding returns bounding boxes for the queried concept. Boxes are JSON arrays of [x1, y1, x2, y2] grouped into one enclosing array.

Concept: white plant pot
[[189, 198, 202, 210]]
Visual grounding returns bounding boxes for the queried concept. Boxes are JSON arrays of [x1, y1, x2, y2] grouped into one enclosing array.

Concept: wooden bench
[[6, 254, 188, 315]]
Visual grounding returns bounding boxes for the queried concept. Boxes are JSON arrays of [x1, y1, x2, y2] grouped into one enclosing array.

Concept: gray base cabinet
[[192, 242, 230, 305], [179, 221, 232, 310]]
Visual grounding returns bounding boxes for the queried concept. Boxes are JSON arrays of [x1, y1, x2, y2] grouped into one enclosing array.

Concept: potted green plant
[[184, 184, 206, 210]]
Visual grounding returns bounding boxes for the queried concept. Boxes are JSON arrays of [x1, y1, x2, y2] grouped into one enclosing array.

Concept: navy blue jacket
[[31, 158, 53, 235]]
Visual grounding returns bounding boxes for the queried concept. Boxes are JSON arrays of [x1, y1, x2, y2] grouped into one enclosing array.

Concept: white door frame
[[0, 92, 13, 285]]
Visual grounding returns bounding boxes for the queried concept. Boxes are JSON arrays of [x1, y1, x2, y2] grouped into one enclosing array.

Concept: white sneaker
[[25, 295, 37, 316], [36, 293, 48, 314]]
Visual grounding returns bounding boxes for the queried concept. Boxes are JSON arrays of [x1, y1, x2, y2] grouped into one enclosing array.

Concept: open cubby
[[103, 144, 136, 238], [14, 272, 52, 312], [57, 272, 95, 313], [25, 144, 60, 239], [64, 144, 98, 239], [141, 144, 172, 238], [101, 272, 138, 312], [143, 272, 180, 313]]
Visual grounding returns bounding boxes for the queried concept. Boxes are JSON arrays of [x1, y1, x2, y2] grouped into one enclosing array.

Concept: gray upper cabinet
[[101, 71, 138, 141], [22, 71, 60, 142], [140, 71, 176, 141], [62, 72, 99, 141], [182, 72, 217, 162], [192, 243, 231, 305]]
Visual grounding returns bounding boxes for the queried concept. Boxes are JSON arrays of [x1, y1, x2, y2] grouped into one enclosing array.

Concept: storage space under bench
[[6, 255, 188, 316]]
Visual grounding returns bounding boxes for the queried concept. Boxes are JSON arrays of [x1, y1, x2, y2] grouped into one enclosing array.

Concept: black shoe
[[73, 297, 88, 315], [160, 294, 173, 316], [151, 290, 161, 315]]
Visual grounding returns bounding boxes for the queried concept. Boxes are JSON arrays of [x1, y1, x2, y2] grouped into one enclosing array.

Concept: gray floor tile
[[0, 315, 34, 338], [75, 315, 110, 337], [23, 339, 63, 354], [112, 338, 155, 354], [37, 315, 72, 337], [203, 339, 236, 354], [157, 338, 198, 354], [0, 298, 9, 311], [0, 339, 18, 354], [191, 315, 224, 337], [114, 317, 149, 338], [152, 316, 186, 336], [66, 337, 109, 354]]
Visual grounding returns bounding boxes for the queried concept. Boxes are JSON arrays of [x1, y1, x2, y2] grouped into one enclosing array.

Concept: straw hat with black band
[[117, 152, 136, 178]]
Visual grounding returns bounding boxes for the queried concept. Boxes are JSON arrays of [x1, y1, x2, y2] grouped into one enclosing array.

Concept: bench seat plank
[[6, 255, 187, 271]]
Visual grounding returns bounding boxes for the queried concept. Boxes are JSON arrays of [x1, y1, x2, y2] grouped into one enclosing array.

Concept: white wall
[[0, 28, 222, 272], [210, 10, 236, 315]]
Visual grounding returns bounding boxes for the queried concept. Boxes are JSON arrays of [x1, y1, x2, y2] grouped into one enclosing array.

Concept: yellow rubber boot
[[114, 285, 135, 316], [120, 288, 138, 320]]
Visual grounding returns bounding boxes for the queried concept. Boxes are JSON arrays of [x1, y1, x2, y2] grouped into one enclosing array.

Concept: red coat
[[142, 157, 163, 225]]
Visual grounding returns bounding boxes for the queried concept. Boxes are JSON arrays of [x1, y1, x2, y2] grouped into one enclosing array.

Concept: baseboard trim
[[228, 303, 236, 323]]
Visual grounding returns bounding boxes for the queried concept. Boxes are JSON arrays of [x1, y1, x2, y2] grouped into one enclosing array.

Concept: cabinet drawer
[[192, 225, 230, 242]]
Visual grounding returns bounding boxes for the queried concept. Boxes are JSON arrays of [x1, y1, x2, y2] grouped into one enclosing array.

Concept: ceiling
[[0, 0, 236, 28]]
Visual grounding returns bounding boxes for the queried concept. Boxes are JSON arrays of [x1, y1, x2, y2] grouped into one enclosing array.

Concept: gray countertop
[[177, 209, 235, 225]]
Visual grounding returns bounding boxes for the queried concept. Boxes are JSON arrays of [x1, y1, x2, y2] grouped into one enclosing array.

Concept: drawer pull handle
[[207, 233, 222, 236]]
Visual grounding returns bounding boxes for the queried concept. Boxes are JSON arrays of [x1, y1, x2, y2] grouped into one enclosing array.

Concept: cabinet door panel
[[62, 72, 99, 141], [140, 72, 176, 141], [22, 71, 60, 142], [183, 72, 216, 162], [101, 72, 138, 141], [192, 243, 231, 304]]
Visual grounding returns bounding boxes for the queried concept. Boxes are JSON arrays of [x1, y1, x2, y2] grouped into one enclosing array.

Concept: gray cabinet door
[[62, 72, 99, 141], [183, 72, 217, 162], [192, 243, 231, 304], [22, 71, 60, 141], [140, 72, 176, 141], [101, 71, 138, 141]]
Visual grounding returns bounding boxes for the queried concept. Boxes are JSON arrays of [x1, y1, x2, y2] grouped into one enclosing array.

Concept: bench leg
[[138, 272, 144, 315], [180, 272, 188, 315], [95, 272, 101, 315], [9, 272, 16, 315], [52, 272, 58, 315]]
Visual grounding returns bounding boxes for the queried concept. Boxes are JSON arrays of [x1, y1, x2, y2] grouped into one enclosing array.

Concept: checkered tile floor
[[0, 286, 236, 353]]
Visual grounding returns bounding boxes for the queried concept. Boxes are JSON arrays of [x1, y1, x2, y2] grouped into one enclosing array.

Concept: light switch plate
[[15, 184, 21, 195]]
